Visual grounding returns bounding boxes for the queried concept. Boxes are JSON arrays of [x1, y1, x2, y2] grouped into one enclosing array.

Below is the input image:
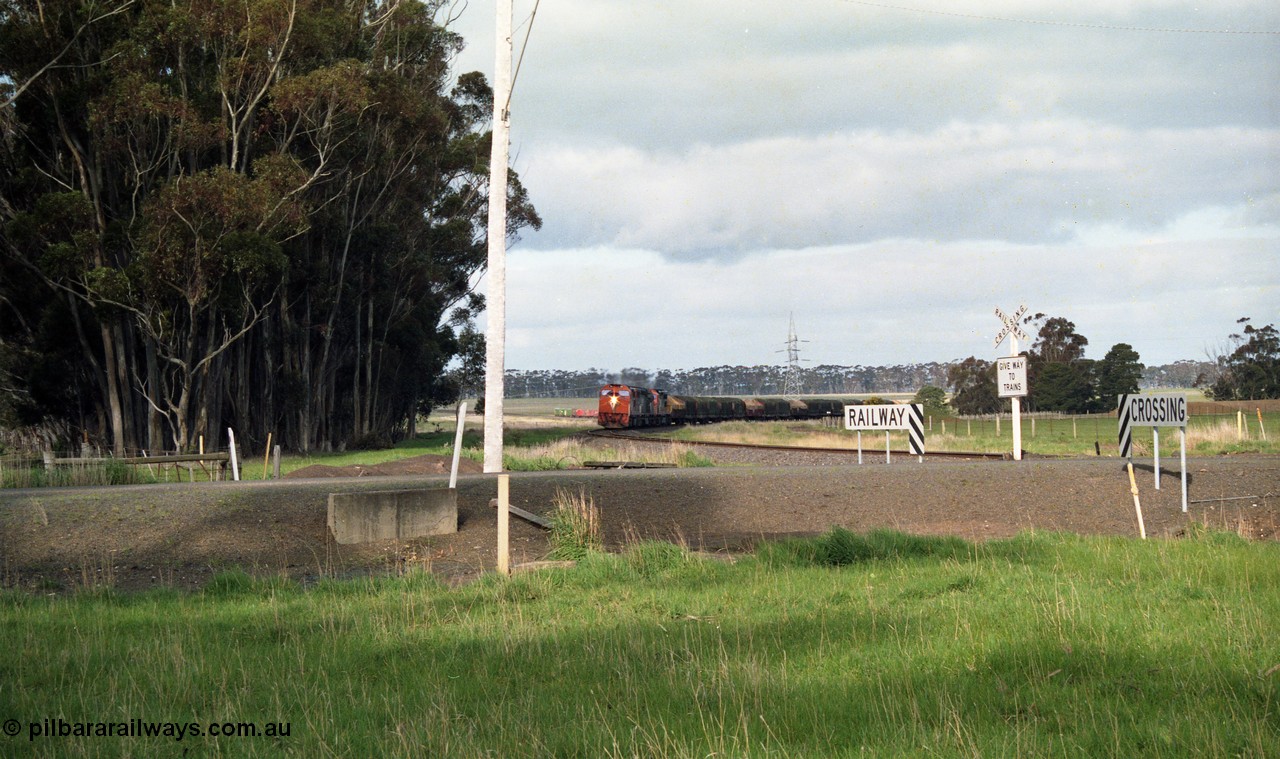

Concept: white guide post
[[1180, 426, 1188, 512], [449, 402, 468, 489], [1153, 427, 1161, 490], [227, 428, 240, 482], [483, 0, 512, 474]]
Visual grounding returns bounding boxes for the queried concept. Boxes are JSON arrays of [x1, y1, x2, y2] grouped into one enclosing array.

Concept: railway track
[[586, 426, 1014, 462]]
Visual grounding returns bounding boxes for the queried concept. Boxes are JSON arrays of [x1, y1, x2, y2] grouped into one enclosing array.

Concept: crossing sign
[[993, 303, 1030, 461], [994, 305, 1029, 349], [1117, 393, 1188, 458], [1117, 392, 1189, 512]]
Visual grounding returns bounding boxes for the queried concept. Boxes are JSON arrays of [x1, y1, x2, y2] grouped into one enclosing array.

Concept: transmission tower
[[777, 314, 809, 399]]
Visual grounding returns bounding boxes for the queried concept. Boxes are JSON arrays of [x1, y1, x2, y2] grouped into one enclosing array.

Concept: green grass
[[2, 530, 1277, 757]]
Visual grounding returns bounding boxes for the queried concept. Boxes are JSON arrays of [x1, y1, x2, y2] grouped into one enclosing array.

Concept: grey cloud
[[520, 122, 1279, 258]]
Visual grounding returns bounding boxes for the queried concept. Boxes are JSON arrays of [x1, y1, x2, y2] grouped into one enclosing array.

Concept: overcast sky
[[446, 0, 1280, 373]]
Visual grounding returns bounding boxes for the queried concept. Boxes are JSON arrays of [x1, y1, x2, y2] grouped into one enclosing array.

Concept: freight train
[[597, 384, 863, 429]]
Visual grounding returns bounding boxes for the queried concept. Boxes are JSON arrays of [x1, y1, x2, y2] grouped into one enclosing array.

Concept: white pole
[[483, 0, 512, 474], [857, 430, 863, 465], [227, 428, 240, 482], [450, 402, 468, 489], [1153, 426, 1161, 490], [1180, 426, 1188, 513], [885, 430, 891, 464], [1010, 335, 1022, 461]]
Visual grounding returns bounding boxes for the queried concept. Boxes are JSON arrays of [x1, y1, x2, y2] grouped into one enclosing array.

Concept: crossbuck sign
[[993, 305, 1029, 349]]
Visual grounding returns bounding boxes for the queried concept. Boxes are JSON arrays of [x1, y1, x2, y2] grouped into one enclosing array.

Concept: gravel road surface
[[2, 456, 1276, 592]]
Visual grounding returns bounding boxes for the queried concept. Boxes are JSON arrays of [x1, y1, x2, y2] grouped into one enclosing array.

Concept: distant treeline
[[501, 360, 1215, 399]]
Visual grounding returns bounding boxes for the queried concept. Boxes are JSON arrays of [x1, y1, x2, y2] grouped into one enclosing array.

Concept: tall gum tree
[[1, 0, 539, 453]]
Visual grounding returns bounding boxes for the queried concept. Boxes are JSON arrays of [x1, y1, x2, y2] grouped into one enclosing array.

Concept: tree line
[[945, 315, 1279, 415], [493, 354, 1219, 403], [493, 315, 1279, 412], [1, 0, 539, 454]]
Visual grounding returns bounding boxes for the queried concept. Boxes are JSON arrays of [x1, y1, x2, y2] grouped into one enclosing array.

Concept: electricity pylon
[[778, 314, 809, 400]]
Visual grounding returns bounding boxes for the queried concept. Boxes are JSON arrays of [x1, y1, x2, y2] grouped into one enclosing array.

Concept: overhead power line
[[506, 0, 541, 115], [839, 0, 1280, 35]]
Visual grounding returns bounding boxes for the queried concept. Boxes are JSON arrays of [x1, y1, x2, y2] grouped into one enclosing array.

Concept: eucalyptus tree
[[946, 357, 1001, 416], [1, 0, 539, 452], [1208, 318, 1280, 401]]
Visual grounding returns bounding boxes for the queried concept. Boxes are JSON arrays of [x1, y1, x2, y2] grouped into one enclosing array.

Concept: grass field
[[2, 529, 1277, 757], [665, 411, 1280, 458]]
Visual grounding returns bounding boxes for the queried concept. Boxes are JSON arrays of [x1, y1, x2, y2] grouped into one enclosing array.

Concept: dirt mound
[[285, 453, 483, 479]]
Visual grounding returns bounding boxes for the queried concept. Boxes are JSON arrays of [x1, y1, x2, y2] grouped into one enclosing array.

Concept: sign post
[[1118, 393, 1189, 512], [994, 305, 1029, 461]]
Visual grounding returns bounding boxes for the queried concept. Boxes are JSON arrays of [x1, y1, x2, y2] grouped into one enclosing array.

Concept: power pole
[[483, 0, 512, 473]]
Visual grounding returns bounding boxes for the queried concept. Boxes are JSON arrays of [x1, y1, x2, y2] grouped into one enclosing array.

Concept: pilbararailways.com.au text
[[6, 717, 291, 742]]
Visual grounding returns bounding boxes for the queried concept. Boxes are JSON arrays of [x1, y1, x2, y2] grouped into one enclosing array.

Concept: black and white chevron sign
[[907, 403, 925, 456], [1118, 393, 1134, 458]]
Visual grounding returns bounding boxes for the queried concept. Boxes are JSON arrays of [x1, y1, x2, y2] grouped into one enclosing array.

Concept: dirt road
[[2, 456, 1277, 592]]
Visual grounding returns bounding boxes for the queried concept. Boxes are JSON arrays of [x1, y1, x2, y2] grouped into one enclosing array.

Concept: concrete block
[[327, 488, 457, 544]]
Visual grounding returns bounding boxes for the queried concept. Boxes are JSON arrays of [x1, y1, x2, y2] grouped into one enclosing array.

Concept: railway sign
[[993, 303, 1030, 461], [1117, 393, 1189, 511], [845, 404, 924, 461], [996, 355, 1028, 398], [993, 304, 1029, 349]]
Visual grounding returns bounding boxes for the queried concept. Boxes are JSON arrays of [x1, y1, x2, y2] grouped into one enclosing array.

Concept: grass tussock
[[3, 530, 1278, 757], [1, 459, 159, 488], [547, 488, 603, 560]]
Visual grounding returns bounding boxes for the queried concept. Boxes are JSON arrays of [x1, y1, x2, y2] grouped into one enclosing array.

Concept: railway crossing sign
[[994, 304, 1029, 349], [1117, 393, 1189, 511], [993, 303, 1030, 461], [845, 403, 924, 462]]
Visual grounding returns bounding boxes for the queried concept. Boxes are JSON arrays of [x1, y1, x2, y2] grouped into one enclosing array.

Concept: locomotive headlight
[[608, 395, 619, 410]]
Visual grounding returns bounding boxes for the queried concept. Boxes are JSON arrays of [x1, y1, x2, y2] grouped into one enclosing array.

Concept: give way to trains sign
[[845, 404, 924, 462]]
